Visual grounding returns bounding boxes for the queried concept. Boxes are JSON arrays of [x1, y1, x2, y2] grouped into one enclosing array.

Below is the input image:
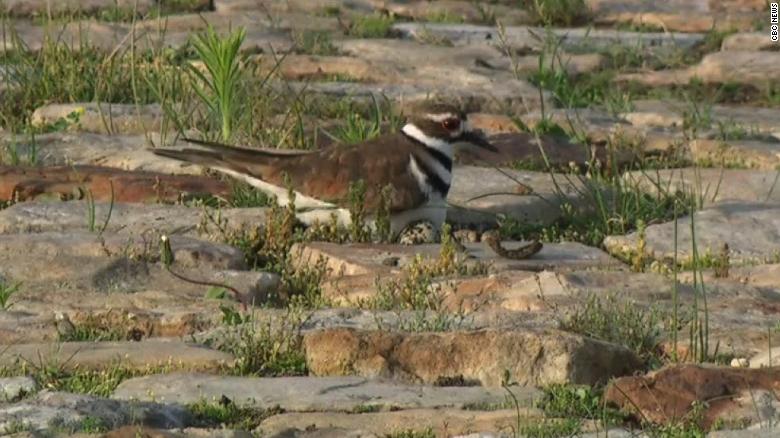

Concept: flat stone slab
[[335, 38, 604, 76], [112, 374, 523, 412], [690, 139, 780, 170], [618, 52, 780, 86], [259, 408, 533, 438], [0, 376, 36, 401], [0, 390, 190, 434], [0, 339, 233, 371], [722, 32, 777, 51], [392, 23, 704, 51], [622, 100, 780, 135], [0, 164, 232, 204], [283, 78, 546, 114], [604, 201, 780, 266], [304, 328, 641, 387], [0, 231, 246, 282], [0, 132, 193, 175], [623, 168, 780, 207], [0, 201, 267, 238], [296, 239, 621, 283], [447, 166, 592, 227], [30, 103, 164, 136], [588, 0, 761, 32]]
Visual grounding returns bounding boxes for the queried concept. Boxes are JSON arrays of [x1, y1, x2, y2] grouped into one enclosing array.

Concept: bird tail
[[151, 137, 311, 175]]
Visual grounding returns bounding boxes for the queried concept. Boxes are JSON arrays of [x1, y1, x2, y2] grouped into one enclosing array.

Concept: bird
[[53, 312, 76, 339], [152, 101, 497, 242]]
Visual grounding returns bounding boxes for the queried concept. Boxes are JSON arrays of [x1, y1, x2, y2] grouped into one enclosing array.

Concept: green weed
[[537, 384, 626, 425], [208, 306, 308, 377], [348, 13, 396, 38], [520, 418, 582, 438], [386, 429, 435, 438], [0, 356, 169, 398], [56, 314, 126, 342], [189, 397, 282, 430], [229, 181, 272, 208], [522, 0, 590, 27], [292, 30, 339, 56], [0, 279, 20, 310], [188, 25, 248, 142], [424, 10, 465, 24], [558, 293, 663, 366], [48, 415, 110, 434]]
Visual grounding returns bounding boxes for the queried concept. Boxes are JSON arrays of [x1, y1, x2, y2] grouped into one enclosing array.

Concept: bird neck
[[401, 123, 455, 159]]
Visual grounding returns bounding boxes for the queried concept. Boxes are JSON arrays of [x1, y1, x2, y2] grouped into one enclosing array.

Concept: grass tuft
[[188, 25, 247, 142], [347, 13, 396, 38], [189, 397, 282, 430], [523, 0, 590, 27], [558, 293, 663, 366]]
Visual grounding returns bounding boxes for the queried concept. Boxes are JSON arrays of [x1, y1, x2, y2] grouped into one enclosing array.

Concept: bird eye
[[442, 118, 460, 131]]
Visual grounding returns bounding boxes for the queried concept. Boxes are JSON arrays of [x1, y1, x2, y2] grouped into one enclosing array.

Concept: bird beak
[[456, 130, 498, 152]]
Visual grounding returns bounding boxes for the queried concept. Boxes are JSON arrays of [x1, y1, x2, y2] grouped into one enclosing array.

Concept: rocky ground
[[0, 0, 779, 437]]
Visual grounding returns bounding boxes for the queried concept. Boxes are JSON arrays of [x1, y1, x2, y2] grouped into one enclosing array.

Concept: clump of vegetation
[[208, 305, 308, 377], [386, 429, 436, 438], [347, 13, 396, 38], [292, 30, 339, 56], [536, 384, 626, 425], [56, 314, 126, 342], [188, 25, 248, 142], [558, 293, 663, 366], [189, 396, 282, 430], [0, 356, 172, 398], [0, 279, 21, 310], [522, 0, 590, 27]]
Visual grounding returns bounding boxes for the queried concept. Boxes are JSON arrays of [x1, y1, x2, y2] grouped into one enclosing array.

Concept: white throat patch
[[401, 123, 454, 157]]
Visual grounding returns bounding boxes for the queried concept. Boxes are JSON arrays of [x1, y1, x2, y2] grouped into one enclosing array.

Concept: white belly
[[216, 167, 446, 238]]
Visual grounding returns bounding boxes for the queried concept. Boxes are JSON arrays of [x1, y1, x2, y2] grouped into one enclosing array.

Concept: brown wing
[[153, 134, 428, 212], [255, 133, 427, 212]]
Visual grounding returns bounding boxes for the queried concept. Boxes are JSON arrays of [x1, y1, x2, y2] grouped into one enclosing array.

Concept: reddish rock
[[605, 364, 780, 428], [0, 165, 230, 203]]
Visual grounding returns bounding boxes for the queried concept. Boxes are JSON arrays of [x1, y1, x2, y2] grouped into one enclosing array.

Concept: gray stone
[[0, 390, 190, 434], [295, 240, 621, 287], [447, 165, 592, 227], [336, 38, 604, 76], [0, 231, 245, 275], [31, 103, 165, 136], [210, 270, 281, 305], [0, 377, 36, 401], [0, 201, 267, 239], [618, 52, 780, 86], [112, 374, 523, 412], [392, 23, 705, 51], [266, 428, 378, 438], [690, 138, 780, 170], [709, 429, 780, 438], [623, 168, 780, 207], [603, 201, 780, 266], [722, 32, 778, 51], [259, 409, 531, 438], [0, 339, 233, 371], [623, 100, 780, 135], [282, 78, 547, 115], [586, 0, 762, 32], [0, 132, 189, 174]]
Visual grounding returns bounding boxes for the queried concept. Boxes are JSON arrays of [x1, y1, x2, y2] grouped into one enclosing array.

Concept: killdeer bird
[[152, 101, 497, 241]]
